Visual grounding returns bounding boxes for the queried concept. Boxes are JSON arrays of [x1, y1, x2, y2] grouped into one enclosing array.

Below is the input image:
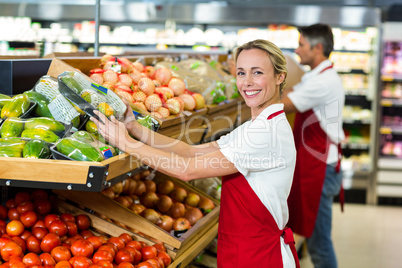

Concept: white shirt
[[288, 60, 345, 164], [217, 103, 296, 267]]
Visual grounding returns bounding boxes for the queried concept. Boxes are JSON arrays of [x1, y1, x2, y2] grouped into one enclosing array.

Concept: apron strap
[[336, 143, 344, 212], [282, 227, 301, 268]]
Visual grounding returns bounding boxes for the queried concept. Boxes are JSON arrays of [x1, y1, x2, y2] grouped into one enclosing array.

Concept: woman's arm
[[122, 102, 216, 158], [91, 111, 238, 180]]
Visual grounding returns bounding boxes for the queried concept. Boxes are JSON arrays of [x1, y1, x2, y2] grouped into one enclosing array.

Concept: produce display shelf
[[0, 153, 145, 192], [53, 172, 220, 260]]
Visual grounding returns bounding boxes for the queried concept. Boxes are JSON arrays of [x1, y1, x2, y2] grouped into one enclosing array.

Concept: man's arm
[[281, 88, 299, 114]]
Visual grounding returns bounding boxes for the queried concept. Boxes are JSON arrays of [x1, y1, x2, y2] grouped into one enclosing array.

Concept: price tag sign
[[380, 127, 392, 134], [381, 100, 393, 107]]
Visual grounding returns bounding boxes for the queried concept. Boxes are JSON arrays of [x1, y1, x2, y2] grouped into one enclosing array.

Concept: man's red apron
[[286, 64, 343, 238], [217, 111, 300, 268]]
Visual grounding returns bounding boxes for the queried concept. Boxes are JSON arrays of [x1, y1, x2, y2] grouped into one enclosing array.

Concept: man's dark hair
[[298, 23, 334, 58]]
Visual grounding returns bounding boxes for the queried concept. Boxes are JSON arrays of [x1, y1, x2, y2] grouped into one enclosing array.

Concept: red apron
[[217, 111, 300, 268], [287, 64, 343, 238]]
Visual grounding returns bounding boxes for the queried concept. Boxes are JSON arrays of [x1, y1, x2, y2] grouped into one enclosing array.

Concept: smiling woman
[[234, 40, 287, 120], [91, 39, 298, 268]]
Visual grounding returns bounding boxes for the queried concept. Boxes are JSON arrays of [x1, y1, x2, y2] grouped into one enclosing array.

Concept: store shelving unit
[[375, 24, 402, 201], [327, 28, 380, 203]]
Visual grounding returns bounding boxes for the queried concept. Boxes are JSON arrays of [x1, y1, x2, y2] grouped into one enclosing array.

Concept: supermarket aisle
[[299, 203, 402, 268]]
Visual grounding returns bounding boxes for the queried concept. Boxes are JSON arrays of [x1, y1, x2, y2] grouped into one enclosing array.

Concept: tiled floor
[[299, 203, 402, 268], [192, 203, 402, 268]]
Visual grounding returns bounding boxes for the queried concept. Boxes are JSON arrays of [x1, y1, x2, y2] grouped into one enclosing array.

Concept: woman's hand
[[90, 110, 136, 151], [122, 99, 137, 131]]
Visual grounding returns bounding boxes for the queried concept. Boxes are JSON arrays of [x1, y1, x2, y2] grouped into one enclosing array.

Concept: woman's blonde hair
[[234, 39, 287, 93]]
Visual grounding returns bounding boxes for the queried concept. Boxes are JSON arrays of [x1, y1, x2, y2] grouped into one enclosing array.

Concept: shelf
[[381, 74, 402, 82], [342, 143, 370, 150], [378, 157, 402, 169], [0, 154, 145, 192], [380, 98, 402, 107], [379, 126, 402, 134], [343, 118, 371, 124], [344, 89, 369, 96], [337, 68, 368, 74]]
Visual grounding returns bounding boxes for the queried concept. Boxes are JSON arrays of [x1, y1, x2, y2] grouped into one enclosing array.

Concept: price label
[[381, 75, 394, 81], [380, 127, 392, 134], [381, 100, 393, 107]]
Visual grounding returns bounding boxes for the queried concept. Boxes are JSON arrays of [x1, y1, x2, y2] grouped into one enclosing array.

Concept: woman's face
[[236, 48, 282, 117]]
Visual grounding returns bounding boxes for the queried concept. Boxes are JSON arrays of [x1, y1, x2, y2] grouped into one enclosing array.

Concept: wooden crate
[[0, 152, 143, 191], [53, 173, 220, 260], [56, 198, 218, 267], [203, 99, 243, 141]]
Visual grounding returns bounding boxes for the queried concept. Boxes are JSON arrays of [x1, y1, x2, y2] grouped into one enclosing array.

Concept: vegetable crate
[[53, 173, 220, 263]]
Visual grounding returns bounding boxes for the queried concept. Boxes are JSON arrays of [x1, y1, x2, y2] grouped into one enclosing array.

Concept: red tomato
[[11, 236, 26, 253], [92, 250, 114, 264], [117, 262, 135, 268], [30, 189, 49, 201], [19, 230, 32, 240], [39, 252, 57, 266], [157, 251, 171, 267], [34, 199, 52, 215], [26, 235, 41, 254], [16, 201, 34, 215], [125, 240, 142, 251], [48, 219, 68, 237], [136, 262, 154, 268], [66, 222, 79, 237], [51, 245, 72, 262], [114, 249, 134, 264], [70, 239, 94, 258], [123, 247, 141, 264], [95, 260, 113, 268], [146, 258, 161, 268], [80, 230, 94, 240], [9, 255, 23, 264], [75, 215, 91, 231], [155, 257, 166, 268], [97, 245, 116, 259], [32, 219, 46, 229], [5, 198, 17, 209], [8, 261, 26, 268], [0, 225, 6, 236], [0, 205, 7, 220], [44, 214, 60, 230], [118, 233, 132, 245], [40, 233, 61, 253], [0, 241, 23, 261], [86, 236, 103, 250], [55, 260, 73, 268], [20, 211, 38, 228], [107, 237, 125, 251], [140, 246, 157, 261], [32, 227, 48, 240], [14, 192, 30, 205], [152, 243, 166, 253], [60, 213, 76, 223], [0, 219, 6, 227], [6, 220, 25, 237], [7, 207, 20, 220], [102, 243, 118, 255], [69, 255, 93, 268], [22, 252, 41, 267]]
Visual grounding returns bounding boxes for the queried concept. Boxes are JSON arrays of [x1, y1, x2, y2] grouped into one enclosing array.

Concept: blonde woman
[[92, 39, 299, 267]]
